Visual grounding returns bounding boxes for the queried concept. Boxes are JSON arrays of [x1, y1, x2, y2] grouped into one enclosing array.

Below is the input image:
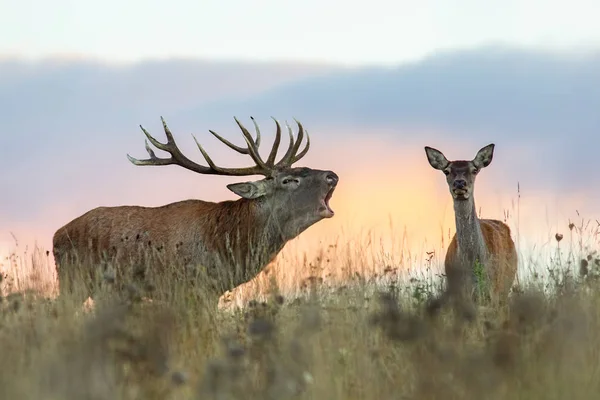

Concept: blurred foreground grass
[[1, 217, 600, 400]]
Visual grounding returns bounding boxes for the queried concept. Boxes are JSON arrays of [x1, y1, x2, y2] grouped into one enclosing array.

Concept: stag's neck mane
[[453, 198, 488, 266], [201, 198, 288, 280]]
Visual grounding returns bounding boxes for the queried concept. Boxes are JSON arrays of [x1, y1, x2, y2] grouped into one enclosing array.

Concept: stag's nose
[[453, 179, 467, 190], [325, 171, 339, 186]]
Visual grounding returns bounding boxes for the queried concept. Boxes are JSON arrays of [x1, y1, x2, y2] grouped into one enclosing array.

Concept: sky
[[2, 0, 600, 65], [1, 1, 600, 299]]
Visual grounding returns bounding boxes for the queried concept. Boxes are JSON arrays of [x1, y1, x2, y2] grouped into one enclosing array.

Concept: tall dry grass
[[1, 211, 600, 399]]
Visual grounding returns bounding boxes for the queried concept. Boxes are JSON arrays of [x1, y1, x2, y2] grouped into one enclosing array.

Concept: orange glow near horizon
[[2, 134, 599, 303]]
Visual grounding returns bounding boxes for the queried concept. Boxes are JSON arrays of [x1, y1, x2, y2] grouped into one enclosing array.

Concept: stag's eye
[[282, 178, 299, 185], [443, 170, 450, 176], [473, 168, 479, 174]]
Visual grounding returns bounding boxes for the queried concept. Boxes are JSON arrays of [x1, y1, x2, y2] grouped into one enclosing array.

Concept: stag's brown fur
[[425, 144, 518, 312], [53, 117, 338, 304], [54, 199, 275, 294]]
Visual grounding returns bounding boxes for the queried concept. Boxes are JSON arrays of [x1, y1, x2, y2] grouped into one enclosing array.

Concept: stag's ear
[[227, 180, 272, 199], [473, 144, 495, 169], [424, 146, 450, 170]]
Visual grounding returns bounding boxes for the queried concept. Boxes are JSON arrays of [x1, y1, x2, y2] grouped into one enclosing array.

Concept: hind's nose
[[325, 171, 339, 186], [453, 179, 466, 190]]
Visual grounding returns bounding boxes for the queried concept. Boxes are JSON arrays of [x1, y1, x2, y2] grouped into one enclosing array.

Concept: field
[[1, 215, 600, 400]]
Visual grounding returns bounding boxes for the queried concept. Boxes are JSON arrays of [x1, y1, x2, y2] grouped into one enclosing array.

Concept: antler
[[127, 116, 311, 177]]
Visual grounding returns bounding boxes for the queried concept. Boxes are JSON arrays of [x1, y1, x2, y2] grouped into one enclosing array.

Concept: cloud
[[171, 47, 600, 193], [0, 57, 334, 163]]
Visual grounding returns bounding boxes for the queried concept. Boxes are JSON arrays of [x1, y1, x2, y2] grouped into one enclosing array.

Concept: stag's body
[[53, 117, 338, 304], [425, 144, 517, 311], [54, 199, 281, 293]]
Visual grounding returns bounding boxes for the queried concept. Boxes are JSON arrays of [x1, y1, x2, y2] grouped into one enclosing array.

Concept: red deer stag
[[424, 144, 517, 316], [53, 117, 338, 306]]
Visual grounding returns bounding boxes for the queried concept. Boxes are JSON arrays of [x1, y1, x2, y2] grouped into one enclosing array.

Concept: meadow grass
[[1, 215, 600, 400]]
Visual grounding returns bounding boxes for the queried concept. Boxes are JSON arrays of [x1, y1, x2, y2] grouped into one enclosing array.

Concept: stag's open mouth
[[319, 187, 336, 218]]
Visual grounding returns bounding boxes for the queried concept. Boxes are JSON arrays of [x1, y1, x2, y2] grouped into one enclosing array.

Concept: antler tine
[[266, 117, 282, 166], [206, 116, 261, 154], [127, 137, 170, 166], [127, 117, 180, 166], [289, 118, 304, 159], [190, 134, 267, 176], [191, 134, 221, 171], [275, 121, 297, 167], [275, 119, 311, 167], [207, 129, 251, 154], [233, 117, 269, 170], [144, 139, 157, 159], [138, 120, 169, 152], [291, 119, 310, 163], [250, 116, 261, 148], [160, 117, 177, 143]]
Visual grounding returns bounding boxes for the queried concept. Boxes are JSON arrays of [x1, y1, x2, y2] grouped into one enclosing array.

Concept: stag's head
[[127, 116, 338, 237], [424, 144, 495, 201]]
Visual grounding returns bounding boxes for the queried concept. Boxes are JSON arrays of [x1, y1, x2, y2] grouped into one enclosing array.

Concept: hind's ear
[[227, 180, 272, 199], [424, 146, 450, 170], [473, 144, 495, 169]]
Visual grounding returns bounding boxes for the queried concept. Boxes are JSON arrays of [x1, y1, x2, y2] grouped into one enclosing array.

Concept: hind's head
[[424, 144, 495, 202]]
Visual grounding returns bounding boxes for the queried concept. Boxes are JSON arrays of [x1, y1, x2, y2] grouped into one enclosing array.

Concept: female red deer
[[424, 144, 517, 316], [53, 117, 339, 306]]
